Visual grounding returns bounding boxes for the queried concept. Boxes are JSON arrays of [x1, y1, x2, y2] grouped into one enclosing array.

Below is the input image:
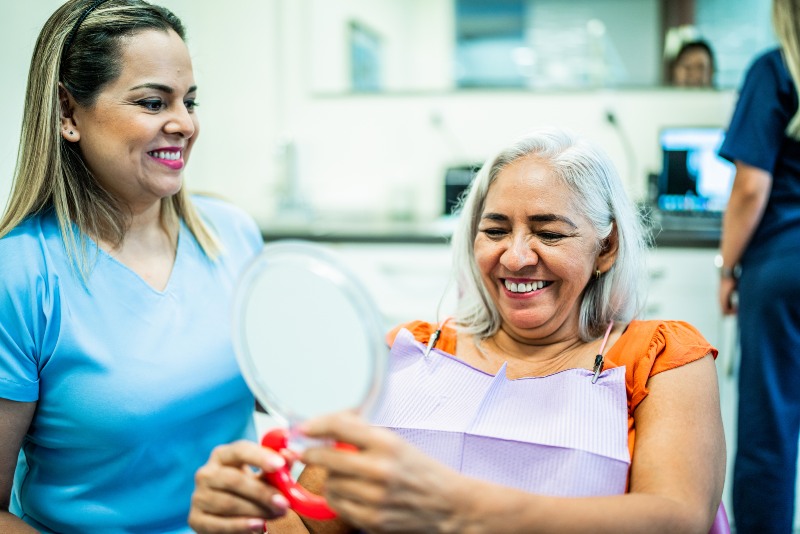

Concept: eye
[[137, 99, 164, 112], [184, 98, 199, 112], [538, 231, 567, 242], [479, 227, 508, 239]]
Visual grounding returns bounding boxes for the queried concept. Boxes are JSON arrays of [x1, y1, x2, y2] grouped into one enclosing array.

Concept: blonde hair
[[450, 128, 648, 342], [774, 0, 800, 139], [0, 0, 219, 276]]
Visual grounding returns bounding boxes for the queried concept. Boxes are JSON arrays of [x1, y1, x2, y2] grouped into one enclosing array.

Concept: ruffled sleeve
[[386, 320, 458, 354], [606, 320, 718, 416]]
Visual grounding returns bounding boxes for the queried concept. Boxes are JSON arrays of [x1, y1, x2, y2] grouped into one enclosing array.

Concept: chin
[[503, 313, 547, 331]]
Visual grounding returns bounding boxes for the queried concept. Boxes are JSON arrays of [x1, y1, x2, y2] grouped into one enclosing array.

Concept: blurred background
[[0, 0, 774, 228]]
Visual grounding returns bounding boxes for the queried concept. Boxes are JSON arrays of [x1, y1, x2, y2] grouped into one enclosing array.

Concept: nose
[[164, 105, 196, 138], [500, 233, 538, 272]]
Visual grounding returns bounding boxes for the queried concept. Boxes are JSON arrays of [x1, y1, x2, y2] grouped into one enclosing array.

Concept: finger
[[302, 444, 402, 489], [324, 473, 388, 507], [195, 464, 290, 517], [210, 440, 286, 472], [299, 411, 389, 450]]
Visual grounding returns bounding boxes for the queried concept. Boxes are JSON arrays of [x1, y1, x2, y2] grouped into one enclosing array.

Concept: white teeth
[[504, 280, 545, 293], [150, 150, 181, 160]]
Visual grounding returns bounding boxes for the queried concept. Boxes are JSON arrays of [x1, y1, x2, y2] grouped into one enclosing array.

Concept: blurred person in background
[[672, 39, 716, 88], [718, 0, 800, 532]]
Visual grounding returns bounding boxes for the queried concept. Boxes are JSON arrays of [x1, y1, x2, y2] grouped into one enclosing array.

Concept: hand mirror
[[232, 240, 388, 519]]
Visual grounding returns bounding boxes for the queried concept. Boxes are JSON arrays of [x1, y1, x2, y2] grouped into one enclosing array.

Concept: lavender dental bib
[[370, 328, 631, 496]]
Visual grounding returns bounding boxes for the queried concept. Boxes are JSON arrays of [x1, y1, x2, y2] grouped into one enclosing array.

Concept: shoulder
[[191, 194, 260, 233], [190, 194, 263, 252], [0, 213, 57, 279], [615, 318, 712, 350], [607, 320, 717, 412], [740, 47, 793, 95], [721, 47, 796, 170], [750, 48, 787, 75], [609, 319, 716, 368], [386, 320, 458, 354]]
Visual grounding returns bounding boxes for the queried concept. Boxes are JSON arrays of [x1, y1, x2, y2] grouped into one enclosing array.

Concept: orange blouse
[[386, 320, 717, 459]]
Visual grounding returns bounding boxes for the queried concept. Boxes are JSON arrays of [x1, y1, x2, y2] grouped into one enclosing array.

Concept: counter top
[[258, 215, 720, 248], [259, 215, 456, 244]]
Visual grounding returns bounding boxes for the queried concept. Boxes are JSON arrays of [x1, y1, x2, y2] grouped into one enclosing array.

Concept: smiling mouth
[[148, 150, 182, 161], [503, 279, 551, 293]]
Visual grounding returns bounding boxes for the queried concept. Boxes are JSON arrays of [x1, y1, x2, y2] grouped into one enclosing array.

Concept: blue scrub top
[[719, 47, 800, 262], [0, 196, 263, 533]]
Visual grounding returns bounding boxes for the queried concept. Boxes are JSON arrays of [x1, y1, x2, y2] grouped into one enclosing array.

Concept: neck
[[99, 199, 177, 256], [482, 330, 585, 368], [462, 323, 618, 379]]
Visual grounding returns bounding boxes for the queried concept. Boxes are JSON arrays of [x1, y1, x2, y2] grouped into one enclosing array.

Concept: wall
[[275, 89, 736, 224], [0, 1, 63, 210], [0, 0, 283, 221], [310, 0, 454, 93], [0, 0, 736, 227]]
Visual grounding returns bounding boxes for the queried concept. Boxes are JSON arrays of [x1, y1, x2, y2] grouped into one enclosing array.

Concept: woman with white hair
[[190, 128, 726, 534]]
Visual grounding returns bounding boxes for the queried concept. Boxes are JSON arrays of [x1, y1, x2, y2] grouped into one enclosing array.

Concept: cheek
[[473, 240, 502, 285]]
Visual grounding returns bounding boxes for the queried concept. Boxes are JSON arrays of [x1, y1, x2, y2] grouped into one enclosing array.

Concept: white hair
[[450, 127, 648, 341]]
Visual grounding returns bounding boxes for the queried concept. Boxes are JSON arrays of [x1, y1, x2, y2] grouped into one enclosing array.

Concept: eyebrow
[[481, 212, 578, 228], [129, 83, 197, 94]]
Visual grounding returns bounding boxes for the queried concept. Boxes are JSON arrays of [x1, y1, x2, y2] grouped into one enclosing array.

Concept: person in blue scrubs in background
[[718, 0, 800, 531], [0, 1, 274, 531]]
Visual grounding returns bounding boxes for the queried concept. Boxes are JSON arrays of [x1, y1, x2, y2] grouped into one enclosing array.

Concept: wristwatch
[[720, 265, 740, 280]]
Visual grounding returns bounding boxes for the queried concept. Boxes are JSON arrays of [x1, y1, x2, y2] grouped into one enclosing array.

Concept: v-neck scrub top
[[0, 196, 263, 533]]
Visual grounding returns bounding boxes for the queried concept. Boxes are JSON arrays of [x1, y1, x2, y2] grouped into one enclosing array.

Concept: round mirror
[[233, 240, 387, 428]]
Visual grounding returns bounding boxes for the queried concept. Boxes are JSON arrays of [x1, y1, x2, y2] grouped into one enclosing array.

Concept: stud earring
[[595, 269, 601, 280]]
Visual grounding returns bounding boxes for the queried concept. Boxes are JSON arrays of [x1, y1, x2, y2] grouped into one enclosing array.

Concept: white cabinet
[[328, 242, 457, 331]]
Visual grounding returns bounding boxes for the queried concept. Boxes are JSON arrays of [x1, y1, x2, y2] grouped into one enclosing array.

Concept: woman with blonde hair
[[0, 1, 268, 531], [718, 0, 800, 531]]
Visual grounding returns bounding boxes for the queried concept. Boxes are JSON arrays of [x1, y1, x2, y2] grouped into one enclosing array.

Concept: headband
[[63, 0, 113, 57]]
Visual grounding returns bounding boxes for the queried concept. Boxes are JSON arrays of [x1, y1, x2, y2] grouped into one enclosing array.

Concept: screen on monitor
[[658, 127, 736, 213]]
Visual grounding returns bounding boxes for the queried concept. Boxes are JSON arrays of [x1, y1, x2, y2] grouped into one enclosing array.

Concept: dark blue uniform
[[720, 47, 800, 534]]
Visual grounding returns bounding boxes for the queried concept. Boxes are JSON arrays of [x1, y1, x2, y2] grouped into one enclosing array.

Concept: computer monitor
[[658, 127, 736, 213]]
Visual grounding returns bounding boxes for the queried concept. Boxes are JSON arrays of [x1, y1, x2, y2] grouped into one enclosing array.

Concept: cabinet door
[[329, 243, 457, 331], [644, 248, 724, 345]]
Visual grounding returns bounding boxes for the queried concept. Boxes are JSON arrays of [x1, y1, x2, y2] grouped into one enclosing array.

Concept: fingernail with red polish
[[247, 518, 266, 532], [272, 493, 290, 510], [264, 454, 285, 470]]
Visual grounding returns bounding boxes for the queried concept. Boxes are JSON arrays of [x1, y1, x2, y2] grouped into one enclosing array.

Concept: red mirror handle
[[261, 428, 338, 520]]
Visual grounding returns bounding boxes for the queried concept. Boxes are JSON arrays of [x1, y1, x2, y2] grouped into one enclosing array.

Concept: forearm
[[720, 198, 762, 268], [449, 481, 712, 534], [0, 511, 39, 533], [267, 510, 353, 534], [266, 509, 310, 533], [719, 163, 771, 268]]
